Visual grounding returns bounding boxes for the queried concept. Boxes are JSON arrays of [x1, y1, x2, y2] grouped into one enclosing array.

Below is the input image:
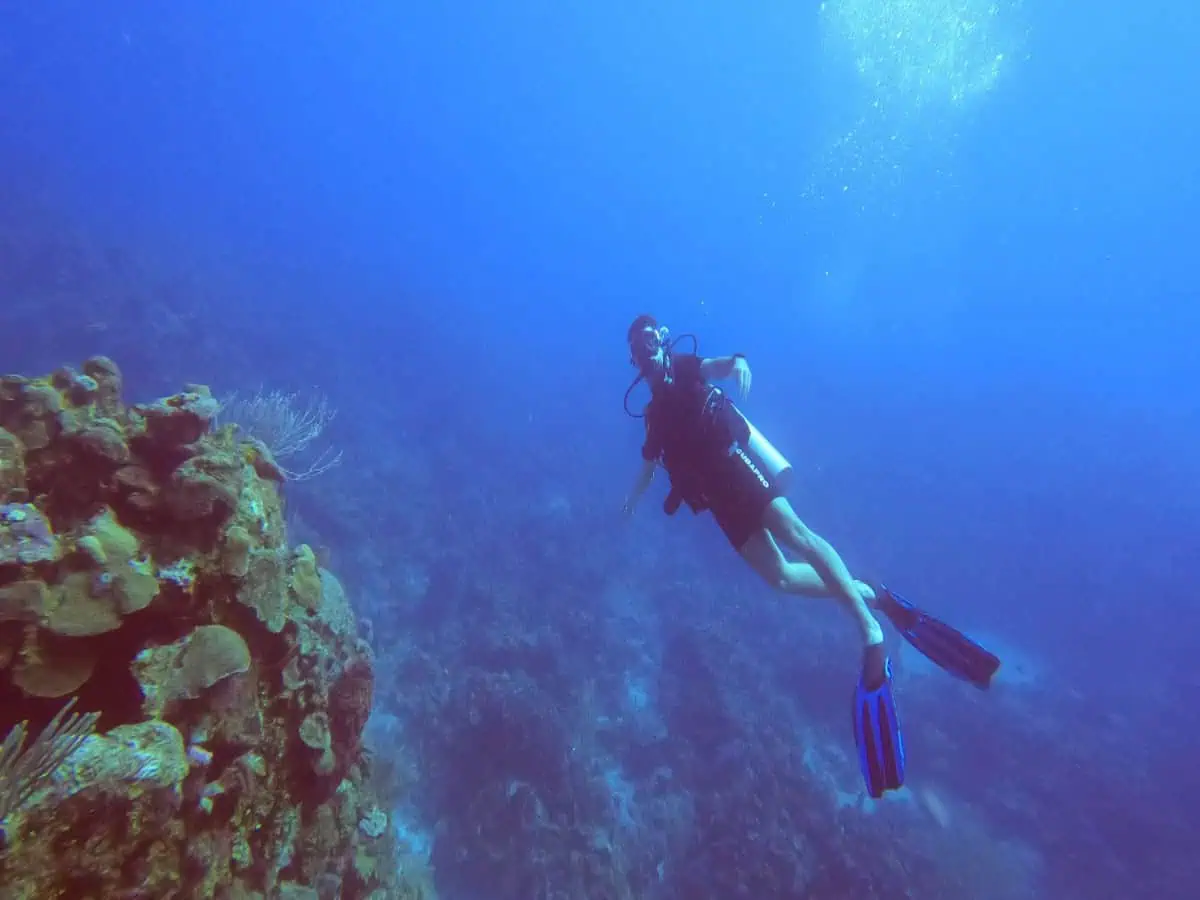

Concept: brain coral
[[178, 624, 252, 697]]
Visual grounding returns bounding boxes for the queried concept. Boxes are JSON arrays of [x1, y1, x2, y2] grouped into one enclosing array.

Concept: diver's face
[[632, 325, 665, 374]]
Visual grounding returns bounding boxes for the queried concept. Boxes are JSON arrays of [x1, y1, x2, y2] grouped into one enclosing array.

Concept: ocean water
[[1, 2, 1197, 898]]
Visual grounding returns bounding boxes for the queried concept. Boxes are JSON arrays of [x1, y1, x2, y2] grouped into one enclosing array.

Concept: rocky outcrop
[[0, 359, 430, 900]]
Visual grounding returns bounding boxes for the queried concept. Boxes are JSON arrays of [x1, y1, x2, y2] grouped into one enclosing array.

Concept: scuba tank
[[743, 416, 794, 495], [708, 388, 795, 497]]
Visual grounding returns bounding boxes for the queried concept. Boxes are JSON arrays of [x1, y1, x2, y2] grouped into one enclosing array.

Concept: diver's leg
[[739, 529, 824, 594], [739, 533, 874, 600], [761, 498, 884, 646], [768, 558, 876, 604], [752, 498, 902, 798]]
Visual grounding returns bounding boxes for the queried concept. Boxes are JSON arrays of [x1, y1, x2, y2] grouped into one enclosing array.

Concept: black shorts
[[704, 443, 785, 550]]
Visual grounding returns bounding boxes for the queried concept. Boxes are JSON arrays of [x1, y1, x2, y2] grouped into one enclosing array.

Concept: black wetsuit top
[[640, 353, 749, 513], [639, 352, 786, 548]]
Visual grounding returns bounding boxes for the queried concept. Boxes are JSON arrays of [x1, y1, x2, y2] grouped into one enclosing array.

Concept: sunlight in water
[[827, 0, 1014, 109], [803, 0, 1029, 211]]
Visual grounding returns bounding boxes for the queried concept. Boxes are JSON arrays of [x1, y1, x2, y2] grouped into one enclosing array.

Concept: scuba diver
[[620, 314, 1001, 798]]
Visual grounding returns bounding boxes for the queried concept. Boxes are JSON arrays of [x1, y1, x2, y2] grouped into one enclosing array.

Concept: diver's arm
[[700, 354, 751, 398], [622, 460, 656, 516], [699, 355, 742, 380]]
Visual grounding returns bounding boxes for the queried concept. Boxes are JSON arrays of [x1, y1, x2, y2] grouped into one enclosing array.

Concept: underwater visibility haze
[[0, 1, 1197, 898]]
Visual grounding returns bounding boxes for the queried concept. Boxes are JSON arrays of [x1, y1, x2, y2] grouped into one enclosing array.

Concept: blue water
[[2, 2, 1198, 898]]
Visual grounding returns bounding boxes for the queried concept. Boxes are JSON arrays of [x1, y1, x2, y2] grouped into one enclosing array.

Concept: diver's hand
[[733, 357, 752, 399]]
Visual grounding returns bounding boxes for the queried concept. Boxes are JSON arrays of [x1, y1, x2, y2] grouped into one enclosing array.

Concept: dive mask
[[631, 325, 670, 367]]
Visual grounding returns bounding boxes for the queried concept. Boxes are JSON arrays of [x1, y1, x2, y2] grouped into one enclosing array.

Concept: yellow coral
[[75, 534, 107, 565], [11, 629, 97, 698], [0, 581, 50, 624], [45, 574, 124, 637], [289, 545, 323, 613], [221, 525, 253, 577], [177, 625, 252, 698], [86, 509, 158, 614]]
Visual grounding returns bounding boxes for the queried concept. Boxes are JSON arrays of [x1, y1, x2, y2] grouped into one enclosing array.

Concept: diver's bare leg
[[740, 532, 874, 598], [756, 498, 884, 645]]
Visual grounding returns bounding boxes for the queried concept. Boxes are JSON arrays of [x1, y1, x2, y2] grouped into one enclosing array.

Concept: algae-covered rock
[[128, 385, 220, 447], [133, 624, 252, 718], [81, 355, 123, 417], [0, 359, 416, 900], [290, 544, 324, 613], [44, 573, 124, 636], [0, 379, 62, 450], [0, 580, 50, 623], [222, 523, 254, 577], [47, 719, 189, 801], [1, 721, 190, 899], [238, 547, 290, 633], [2, 510, 158, 649], [113, 461, 160, 514], [244, 436, 286, 482], [68, 417, 131, 464], [176, 624, 252, 693], [0, 503, 60, 566], [0, 426, 26, 502], [318, 567, 358, 639], [299, 710, 336, 776], [72, 508, 159, 616], [279, 883, 320, 900], [0, 622, 20, 669], [166, 446, 244, 522], [43, 510, 161, 636], [359, 806, 388, 839], [11, 631, 98, 698], [198, 667, 265, 750], [51, 365, 100, 406]]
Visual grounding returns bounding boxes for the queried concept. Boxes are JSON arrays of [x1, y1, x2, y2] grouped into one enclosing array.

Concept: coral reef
[[0, 358, 428, 899]]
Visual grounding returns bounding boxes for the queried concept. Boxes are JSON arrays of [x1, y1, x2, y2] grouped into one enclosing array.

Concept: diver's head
[[627, 313, 671, 383]]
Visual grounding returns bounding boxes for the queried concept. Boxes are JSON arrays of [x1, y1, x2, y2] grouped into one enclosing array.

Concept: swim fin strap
[[853, 657, 906, 799], [877, 585, 1002, 690]]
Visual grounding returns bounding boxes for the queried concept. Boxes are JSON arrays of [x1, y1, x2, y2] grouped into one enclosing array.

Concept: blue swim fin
[[875, 585, 1001, 690], [853, 654, 906, 798]]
